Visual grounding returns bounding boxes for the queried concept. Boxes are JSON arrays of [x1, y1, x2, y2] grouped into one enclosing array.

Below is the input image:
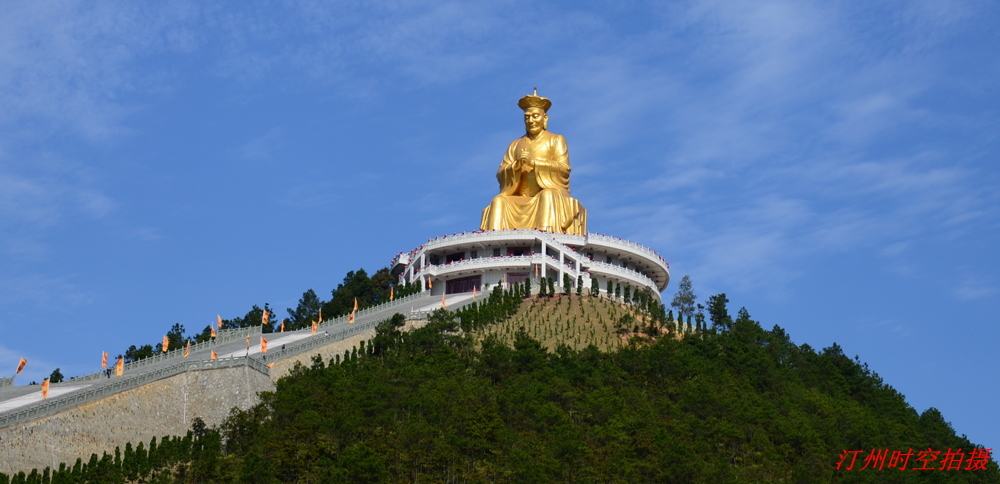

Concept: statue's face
[[524, 107, 547, 135]]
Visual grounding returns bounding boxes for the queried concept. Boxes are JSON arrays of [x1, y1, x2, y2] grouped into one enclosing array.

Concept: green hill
[[3, 285, 997, 483]]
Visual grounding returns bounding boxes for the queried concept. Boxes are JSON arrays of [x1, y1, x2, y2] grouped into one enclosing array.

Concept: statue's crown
[[518, 88, 552, 112]]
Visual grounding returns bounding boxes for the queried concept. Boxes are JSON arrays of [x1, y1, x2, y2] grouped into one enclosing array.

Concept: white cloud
[[954, 274, 997, 301]]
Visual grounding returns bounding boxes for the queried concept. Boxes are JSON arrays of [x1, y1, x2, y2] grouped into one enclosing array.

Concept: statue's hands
[[522, 158, 536, 173]]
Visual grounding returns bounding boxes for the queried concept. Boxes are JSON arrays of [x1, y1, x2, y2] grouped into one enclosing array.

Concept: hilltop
[[2, 286, 997, 483]]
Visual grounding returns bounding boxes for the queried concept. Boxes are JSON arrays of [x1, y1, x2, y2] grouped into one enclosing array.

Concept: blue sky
[[2, 0, 998, 453]]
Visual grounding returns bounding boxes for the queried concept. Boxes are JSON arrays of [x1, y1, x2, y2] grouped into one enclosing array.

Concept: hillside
[[470, 293, 673, 352], [2, 287, 997, 483]]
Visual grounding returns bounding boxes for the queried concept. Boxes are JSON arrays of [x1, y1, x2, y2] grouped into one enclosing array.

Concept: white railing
[[74, 326, 262, 382], [421, 252, 587, 280], [403, 230, 666, 280], [318, 291, 428, 330], [587, 260, 658, 292], [0, 356, 269, 430], [410, 230, 665, 266], [0, 376, 12, 388], [586, 233, 668, 266]]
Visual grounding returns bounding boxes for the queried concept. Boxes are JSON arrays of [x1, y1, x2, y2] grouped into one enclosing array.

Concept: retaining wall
[[0, 364, 273, 475]]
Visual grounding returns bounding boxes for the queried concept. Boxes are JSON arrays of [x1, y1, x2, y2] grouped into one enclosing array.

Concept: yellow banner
[[41, 378, 49, 399]]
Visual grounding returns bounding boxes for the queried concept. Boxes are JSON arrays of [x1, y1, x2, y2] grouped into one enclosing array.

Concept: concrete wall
[[0, 322, 426, 475], [266, 327, 376, 382], [0, 364, 273, 476]]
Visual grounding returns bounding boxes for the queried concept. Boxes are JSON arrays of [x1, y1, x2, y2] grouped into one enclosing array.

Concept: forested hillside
[[4, 284, 996, 483]]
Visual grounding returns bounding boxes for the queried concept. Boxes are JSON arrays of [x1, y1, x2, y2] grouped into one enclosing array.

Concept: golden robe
[[480, 130, 587, 234]]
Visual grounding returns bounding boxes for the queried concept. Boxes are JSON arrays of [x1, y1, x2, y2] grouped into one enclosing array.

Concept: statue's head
[[518, 90, 551, 136], [523, 107, 548, 136]]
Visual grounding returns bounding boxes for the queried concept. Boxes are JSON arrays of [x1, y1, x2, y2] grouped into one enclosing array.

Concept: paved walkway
[[0, 291, 480, 418]]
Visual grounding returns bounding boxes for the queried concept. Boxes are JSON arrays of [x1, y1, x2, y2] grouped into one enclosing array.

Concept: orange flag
[[441, 293, 447, 310], [245, 334, 250, 350], [280, 319, 285, 333], [267, 362, 275, 368], [211, 327, 217, 338], [262, 309, 269, 326], [217, 314, 223, 329], [162, 336, 169, 353], [101, 352, 108, 368], [472, 287, 477, 301], [353, 298, 358, 311], [41, 378, 50, 399], [210, 350, 218, 361], [390, 286, 394, 301], [311, 321, 318, 335], [260, 337, 268, 353], [348, 312, 355, 324], [318, 308, 322, 323], [183, 341, 190, 357], [115, 357, 124, 376], [428, 278, 433, 289], [15, 358, 27, 375]]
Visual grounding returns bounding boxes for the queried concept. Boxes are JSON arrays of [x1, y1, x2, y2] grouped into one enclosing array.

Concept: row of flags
[[18, 297, 382, 398]]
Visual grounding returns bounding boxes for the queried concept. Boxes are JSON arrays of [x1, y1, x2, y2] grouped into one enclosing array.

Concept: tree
[[706, 293, 732, 331], [287, 289, 323, 329], [49, 368, 64, 383], [591, 276, 599, 296], [124, 344, 154, 363], [563, 273, 572, 295], [606, 280, 613, 298], [576, 275, 583, 296], [623, 285, 631, 304], [670, 275, 696, 319], [164, 323, 186, 350]]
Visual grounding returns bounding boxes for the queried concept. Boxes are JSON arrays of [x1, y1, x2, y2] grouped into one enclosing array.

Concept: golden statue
[[480, 90, 587, 234]]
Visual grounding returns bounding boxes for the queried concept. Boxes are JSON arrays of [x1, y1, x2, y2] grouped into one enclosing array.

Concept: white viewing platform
[[390, 229, 670, 301]]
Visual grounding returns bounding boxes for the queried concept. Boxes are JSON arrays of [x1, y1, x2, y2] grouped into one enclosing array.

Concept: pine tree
[[670, 275, 696, 319]]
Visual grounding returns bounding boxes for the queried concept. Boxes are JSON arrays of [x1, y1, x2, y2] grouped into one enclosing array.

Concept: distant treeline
[[7, 283, 997, 483]]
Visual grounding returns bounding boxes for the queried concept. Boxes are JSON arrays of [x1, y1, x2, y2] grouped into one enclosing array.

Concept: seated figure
[[480, 91, 587, 234]]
